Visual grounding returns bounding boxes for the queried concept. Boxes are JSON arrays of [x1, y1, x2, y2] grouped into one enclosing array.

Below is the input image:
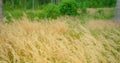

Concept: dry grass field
[[0, 17, 120, 63]]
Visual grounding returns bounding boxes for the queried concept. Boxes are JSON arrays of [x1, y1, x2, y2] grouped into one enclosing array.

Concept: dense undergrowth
[[0, 17, 120, 63], [4, 8, 114, 23], [4, 0, 116, 10], [4, 0, 116, 20]]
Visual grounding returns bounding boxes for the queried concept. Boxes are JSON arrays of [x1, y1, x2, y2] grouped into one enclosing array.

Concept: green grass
[[4, 8, 114, 24]]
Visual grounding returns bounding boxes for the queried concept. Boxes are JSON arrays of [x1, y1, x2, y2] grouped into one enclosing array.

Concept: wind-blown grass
[[0, 17, 120, 63]]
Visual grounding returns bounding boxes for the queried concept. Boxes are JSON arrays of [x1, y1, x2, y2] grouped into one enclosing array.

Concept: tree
[[32, 0, 35, 10], [115, 0, 120, 22], [56, 0, 60, 5], [51, 0, 54, 3], [24, 0, 27, 9], [11, 0, 14, 10], [0, 0, 3, 21], [51, 0, 60, 4]]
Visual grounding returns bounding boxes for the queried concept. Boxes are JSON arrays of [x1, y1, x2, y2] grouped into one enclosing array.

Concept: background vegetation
[[4, 0, 116, 23], [3, 0, 116, 10]]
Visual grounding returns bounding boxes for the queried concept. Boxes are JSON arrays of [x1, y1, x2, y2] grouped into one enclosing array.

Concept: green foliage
[[80, 7, 87, 13], [10, 11, 23, 19], [4, 12, 11, 23], [77, 2, 87, 13], [4, 11, 23, 23], [59, 0, 78, 16], [26, 12, 45, 19], [42, 3, 60, 18], [75, 0, 116, 8], [3, 0, 116, 11], [26, 12, 36, 19], [3, 1, 13, 10], [26, 1, 33, 9], [93, 9, 114, 19]]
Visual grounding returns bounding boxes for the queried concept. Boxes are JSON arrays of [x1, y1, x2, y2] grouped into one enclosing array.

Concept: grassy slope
[[0, 17, 120, 63]]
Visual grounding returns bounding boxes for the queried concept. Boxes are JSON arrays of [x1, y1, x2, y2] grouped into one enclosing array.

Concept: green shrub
[[77, 2, 87, 13], [59, 0, 78, 16], [42, 3, 60, 19]]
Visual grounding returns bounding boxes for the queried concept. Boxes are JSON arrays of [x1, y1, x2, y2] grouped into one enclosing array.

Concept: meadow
[[0, 0, 120, 63], [0, 15, 120, 63]]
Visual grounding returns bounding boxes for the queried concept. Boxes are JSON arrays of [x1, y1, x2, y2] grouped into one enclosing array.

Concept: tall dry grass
[[0, 17, 120, 63]]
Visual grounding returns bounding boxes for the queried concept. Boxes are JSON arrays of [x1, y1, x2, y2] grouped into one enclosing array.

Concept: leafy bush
[[77, 2, 87, 13], [42, 3, 60, 19], [59, 0, 78, 16]]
